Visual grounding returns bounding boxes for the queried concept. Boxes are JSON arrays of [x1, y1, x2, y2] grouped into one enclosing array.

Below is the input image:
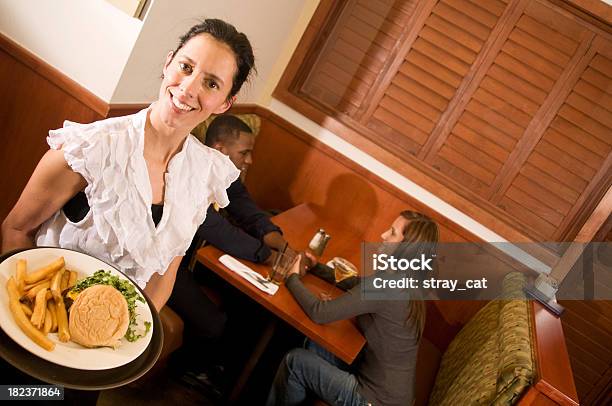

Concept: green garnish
[[70, 270, 150, 342]]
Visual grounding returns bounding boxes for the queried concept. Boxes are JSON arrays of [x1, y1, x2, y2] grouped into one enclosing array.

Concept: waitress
[[2, 19, 256, 312]]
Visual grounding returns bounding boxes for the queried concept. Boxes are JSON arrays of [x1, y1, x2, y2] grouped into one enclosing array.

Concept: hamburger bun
[[68, 285, 129, 348]]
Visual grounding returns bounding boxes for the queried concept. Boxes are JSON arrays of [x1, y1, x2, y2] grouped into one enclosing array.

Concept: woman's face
[[381, 216, 409, 243], [157, 34, 237, 132]]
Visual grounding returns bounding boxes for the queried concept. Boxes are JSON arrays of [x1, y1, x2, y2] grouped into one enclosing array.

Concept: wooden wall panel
[[0, 35, 104, 239], [560, 300, 612, 405], [0, 34, 147, 247]]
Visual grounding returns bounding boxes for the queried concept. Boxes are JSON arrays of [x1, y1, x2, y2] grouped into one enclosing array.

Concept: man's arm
[[225, 180, 282, 240], [195, 206, 273, 263]]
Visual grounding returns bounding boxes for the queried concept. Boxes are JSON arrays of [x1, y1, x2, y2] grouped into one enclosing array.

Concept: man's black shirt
[[186, 178, 281, 264]]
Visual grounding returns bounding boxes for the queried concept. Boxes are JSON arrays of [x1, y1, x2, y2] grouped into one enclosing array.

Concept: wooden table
[[196, 203, 366, 364]]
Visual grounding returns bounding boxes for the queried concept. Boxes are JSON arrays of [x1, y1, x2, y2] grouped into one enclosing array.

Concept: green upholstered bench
[[428, 272, 534, 405], [427, 272, 577, 406]]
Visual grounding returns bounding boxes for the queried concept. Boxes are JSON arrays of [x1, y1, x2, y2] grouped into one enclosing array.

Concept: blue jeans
[[266, 340, 369, 406]]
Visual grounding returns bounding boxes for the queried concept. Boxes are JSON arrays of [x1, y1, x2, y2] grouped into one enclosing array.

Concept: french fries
[[43, 307, 52, 335], [23, 279, 46, 292], [5, 256, 77, 350], [16, 259, 26, 295], [6, 277, 55, 351], [67, 271, 77, 289], [54, 295, 70, 342], [20, 303, 33, 317], [50, 267, 65, 297], [31, 288, 47, 329], [25, 281, 50, 301], [23, 257, 65, 285], [47, 301, 58, 333], [60, 271, 70, 291]]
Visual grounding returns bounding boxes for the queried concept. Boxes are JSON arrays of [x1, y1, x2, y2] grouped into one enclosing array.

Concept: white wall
[[111, 0, 308, 103], [0, 0, 142, 102]]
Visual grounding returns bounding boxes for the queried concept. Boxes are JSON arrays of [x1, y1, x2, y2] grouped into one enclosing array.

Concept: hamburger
[[68, 270, 150, 344], [68, 285, 129, 348]]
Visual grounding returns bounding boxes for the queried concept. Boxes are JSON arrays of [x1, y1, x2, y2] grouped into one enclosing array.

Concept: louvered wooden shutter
[[494, 35, 612, 240], [426, 1, 594, 205], [366, 0, 511, 156], [300, 0, 420, 116]]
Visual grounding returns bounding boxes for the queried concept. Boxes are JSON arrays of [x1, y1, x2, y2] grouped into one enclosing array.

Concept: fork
[[241, 268, 270, 285]]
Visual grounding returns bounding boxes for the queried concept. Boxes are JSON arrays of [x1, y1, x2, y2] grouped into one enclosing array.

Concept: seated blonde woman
[[266, 211, 438, 406]]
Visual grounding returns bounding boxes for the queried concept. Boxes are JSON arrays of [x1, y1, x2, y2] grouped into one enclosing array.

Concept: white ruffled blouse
[[35, 107, 239, 288]]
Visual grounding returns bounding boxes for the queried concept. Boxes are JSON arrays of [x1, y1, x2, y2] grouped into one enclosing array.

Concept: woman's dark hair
[[174, 19, 256, 99]]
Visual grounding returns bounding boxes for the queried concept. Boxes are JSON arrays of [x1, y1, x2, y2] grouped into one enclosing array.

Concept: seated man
[[187, 114, 287, 265], [167, 115, 299, 394]]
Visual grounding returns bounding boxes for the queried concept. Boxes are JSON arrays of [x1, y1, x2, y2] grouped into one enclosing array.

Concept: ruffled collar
[[89, 107, 214, 286]]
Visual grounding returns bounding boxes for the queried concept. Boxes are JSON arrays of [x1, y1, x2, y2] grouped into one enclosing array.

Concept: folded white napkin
[[219, 255, 279, 295]]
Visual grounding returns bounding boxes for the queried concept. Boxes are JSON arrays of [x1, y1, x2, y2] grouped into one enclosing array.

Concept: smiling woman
[[0, 19, 256, 312]]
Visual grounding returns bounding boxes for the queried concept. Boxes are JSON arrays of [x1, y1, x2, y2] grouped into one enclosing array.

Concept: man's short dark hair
[[205, 115, 253, 147]]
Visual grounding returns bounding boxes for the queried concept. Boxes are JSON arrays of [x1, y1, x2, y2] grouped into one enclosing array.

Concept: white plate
[[0, 247, 153, 370]]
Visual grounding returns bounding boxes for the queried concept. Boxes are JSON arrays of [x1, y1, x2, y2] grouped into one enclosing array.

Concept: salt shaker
[[309, 229, 331, 257]]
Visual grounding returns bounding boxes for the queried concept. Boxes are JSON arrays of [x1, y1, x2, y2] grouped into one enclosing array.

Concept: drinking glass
[[268, 248, 297, 285], [319, 260, 358, 300]]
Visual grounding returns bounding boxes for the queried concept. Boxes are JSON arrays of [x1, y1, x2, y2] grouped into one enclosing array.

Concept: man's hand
[[263, 231, 287, 252], [263, 250, 278, 266]]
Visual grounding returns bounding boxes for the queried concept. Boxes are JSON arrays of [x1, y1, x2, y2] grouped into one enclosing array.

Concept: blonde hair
[[396, 210, 439, 340]]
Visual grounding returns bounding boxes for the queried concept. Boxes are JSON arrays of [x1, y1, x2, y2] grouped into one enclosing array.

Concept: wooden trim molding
[[0, 32, 109, 117], [557, 0, 612, 28], [529, 301, 579, 405], [107, 103, 151, 117], [551, 184, 612, 281], [0, 32, 150, 118]]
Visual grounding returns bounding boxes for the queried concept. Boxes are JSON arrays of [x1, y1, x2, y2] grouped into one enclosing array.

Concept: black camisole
[[63, 191, 164, 227]]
